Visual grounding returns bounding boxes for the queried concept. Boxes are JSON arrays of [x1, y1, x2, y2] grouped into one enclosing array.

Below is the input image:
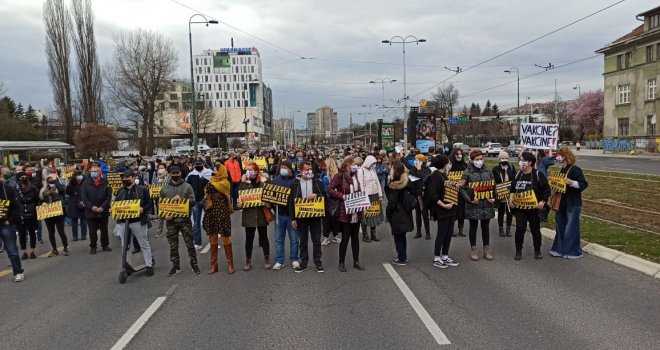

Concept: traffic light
[[496, 112, 500, 120], [468, 115, 473, 122], [440, 114, 445, 122]]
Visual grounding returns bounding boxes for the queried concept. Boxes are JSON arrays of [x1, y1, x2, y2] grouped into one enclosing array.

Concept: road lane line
[[383, 263, 451, 345], [110, 296, 167, 350], [200, 243, 210, 254]]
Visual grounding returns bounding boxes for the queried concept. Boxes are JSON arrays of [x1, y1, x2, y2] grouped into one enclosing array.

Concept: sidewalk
[[570, 146, 660, 159]]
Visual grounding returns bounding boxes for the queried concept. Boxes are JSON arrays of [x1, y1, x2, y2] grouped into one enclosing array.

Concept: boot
[[413, 232, 422, 239], [534, 247, 543, 260], [506, 226, 512, 237], [483, 246, 493, 261], [224, 242, 235, 274], [362, 231, 371, 242], [264, 255, 272, 269], [243, 256, 252, 271], [208, 234, 218, 274], [470, 246, 479, 261], [425, 232, 431, 240], [458, 226, 466, 237], [498, 226, 505, 237], [514, 249, 522, 260], [371, 227, 380, 242]]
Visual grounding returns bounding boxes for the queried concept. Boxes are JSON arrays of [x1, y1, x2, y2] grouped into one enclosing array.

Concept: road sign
[[404, 128, 408, 133], [448, 117, 458, 124], [419, 99, 427, 107], [458, 116, 469, 123]]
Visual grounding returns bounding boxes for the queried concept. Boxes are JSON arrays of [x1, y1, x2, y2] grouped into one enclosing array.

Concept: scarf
[[209, 164, 233, 213]]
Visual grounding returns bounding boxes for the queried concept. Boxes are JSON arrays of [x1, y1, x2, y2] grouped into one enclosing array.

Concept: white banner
[[520, 123, 559, 150]]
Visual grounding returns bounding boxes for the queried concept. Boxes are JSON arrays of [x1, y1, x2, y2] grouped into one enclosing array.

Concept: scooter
[[118, 219, 153, 284]]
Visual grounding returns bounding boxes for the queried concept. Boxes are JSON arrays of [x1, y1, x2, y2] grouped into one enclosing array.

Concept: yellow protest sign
[[111, 200, 141, 220], [514, 190, 538, 210], [253, 157, 268, 171], [294, 197, 325, 218], [158, 198, 190, 218], [470, 180, 494, 200], [149, 183, 164, 199], [548, 171, 567, 194], [364, 201, 381, 217], [0, 199, 10, 217], [107, 172, 123, 195], [261, 183, 290, 206], [37, 201, 64, 220], [239, 188, 263, 208], [495, 181, 511, 200], [444, 181, 459, 205], [63, 165, 77, 180], [448, 171, 463, 182]]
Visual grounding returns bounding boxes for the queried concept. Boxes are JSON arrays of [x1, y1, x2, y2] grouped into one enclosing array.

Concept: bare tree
[[70, 0, 103, 124], [0, 80, 6, 96], [44, 0, 74, 144], [432, 84, 460, 143], [104, 29, 177, 155]]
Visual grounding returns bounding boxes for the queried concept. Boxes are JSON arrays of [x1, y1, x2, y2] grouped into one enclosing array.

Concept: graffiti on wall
[[602, 139, 633, 152]]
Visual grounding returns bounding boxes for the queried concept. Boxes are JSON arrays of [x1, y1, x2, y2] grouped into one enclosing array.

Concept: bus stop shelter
[[0, 141, 75, 166]]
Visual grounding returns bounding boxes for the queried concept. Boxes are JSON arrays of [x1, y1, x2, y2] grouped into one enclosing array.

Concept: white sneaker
[[321, 237, 331, 246], [194, 244, 203, 250], [272, 263, 284, 270], [14, 273, 24, 282], [332, 234, 342, 244], [292, 261, 300, 269]]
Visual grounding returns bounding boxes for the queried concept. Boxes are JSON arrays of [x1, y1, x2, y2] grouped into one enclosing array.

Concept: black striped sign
[[261, 183, 290, 206], [0, 199, 9, 216], [111, 200, 141, 220], [444, 181, 459, 205], [239, 188, 263, 208], [149, 183, 164, 199], [495, 181, 511, 200], [343, 191, 370, 214], [470, 180, 495, 200], [364, 201, 381, 217], [158, 198, 190, 218], [294, 197, 325, 218], [514, 190, 538, 210], [448, 171, 463, 182]]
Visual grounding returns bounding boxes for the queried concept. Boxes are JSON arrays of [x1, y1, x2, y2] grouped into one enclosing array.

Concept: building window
[[156, 93, 164, 100], [219, 101, 223, 108], [237, 100, 241, 107], [223, 75, 227, 82], [216, 92, 220, 99], [617, 84, 630, 104], [618, 118, 629, 136], [169, 102, 179, 110], [227, 101, 231, 107], [647, 45, 654, 63], [232, 58, 236, 64], [651, 14, 659, 28], [251, 66, 254, 73], [195, 58, 199, 65], [648, 115, 657, 135], [647, 79, 657, 100], [169, 94, 178, 100], [625, 52, 632, 68]]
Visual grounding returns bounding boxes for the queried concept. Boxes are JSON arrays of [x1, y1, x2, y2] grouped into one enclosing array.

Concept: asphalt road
[[1, 213, 659, 349], [573, 155, 660, 175]]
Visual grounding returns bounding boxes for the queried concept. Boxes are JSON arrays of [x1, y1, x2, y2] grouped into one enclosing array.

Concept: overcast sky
[[0, 0, 656, 128]]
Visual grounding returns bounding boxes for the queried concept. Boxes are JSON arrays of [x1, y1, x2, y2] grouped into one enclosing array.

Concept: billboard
[[178, 112, 191, 129], [414, 107, 436, 153], [379, 123, 395, 152]]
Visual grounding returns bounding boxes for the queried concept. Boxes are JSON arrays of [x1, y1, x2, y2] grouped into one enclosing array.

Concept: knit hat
[[415, 154, 427, 162], [498, 151, 509, 160]]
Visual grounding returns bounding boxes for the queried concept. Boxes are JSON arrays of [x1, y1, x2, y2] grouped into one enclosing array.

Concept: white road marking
[[383, 263, 451, 345], [200, 243, 210, 254], [110, 296, 167, 350]]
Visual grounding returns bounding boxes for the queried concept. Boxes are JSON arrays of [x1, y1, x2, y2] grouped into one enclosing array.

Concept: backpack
[[422, 172, 437, 209], [400, 187, 417, 212]]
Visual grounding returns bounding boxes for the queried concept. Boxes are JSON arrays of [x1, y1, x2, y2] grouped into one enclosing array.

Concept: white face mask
[[158, 169, 166, 175], [556, 156, 564, 164], [473, 160, 484, 168], [519, 161, 530, 170], [134, 178, 140, 185]]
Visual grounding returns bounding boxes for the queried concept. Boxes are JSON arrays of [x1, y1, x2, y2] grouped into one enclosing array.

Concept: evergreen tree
[[482, 99, 492, 116], [15, 103, 24, 118], [492, 103, 499, 116], [0, 96, 17, 117], [25, 105, 39, 127]]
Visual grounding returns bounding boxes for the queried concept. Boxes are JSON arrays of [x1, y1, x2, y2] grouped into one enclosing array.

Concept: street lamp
[[504, 67, 519, 116], [243, 78, 259, 151], [382, 36, 426, 147], [291, 109, 301, 147], [189, 14, 217, 158], [526, 96, 532, 123], [573, 84, 581, 99], [370, 78, 396, 121]]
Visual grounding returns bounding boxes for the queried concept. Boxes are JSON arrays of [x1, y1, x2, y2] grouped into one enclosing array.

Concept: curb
[[540, 227, 660, 279]]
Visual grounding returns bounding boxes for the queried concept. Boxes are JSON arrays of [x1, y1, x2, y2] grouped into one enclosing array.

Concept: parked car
[[481, 142, 503, 157], [452, 143, 470, 155], [505, 145, 521, 158]]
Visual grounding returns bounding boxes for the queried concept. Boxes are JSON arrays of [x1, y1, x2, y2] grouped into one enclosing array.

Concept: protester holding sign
[[458, 150, 496, 261], [550, 147, 588, 259], [357, 155, 384, 242], [15, 172, 39, 260], [269, 159, 299, 271], [0, 170, 25, 282], [39, 174, 68, 257], [509, 152, 551, 261], [449, 148, 467, 237], [238, 162, 271, 271], [328, 156, 365, 272], [492, 152, 516, 237], [203, 164, 234, 275], [81, 166, 112, 255], [410, 154, 432, 240], [385, 161, 416, 266], [65, 170, 87, 241], [425, 155, 459, 268]]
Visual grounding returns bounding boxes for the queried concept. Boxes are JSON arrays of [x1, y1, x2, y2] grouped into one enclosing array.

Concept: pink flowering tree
[[569, 90, 604, 139]]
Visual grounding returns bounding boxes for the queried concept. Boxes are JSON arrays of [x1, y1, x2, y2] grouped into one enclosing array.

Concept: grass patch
[[545, 212, 660, 264]]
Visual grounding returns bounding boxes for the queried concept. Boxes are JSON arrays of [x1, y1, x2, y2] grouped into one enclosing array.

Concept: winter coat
[[288, 177, 327, 221], [39, 182, 66, 218], [0, 182, 21, 225], [425, 171, 457, 220], [459, 163, 495, 221], [492, 163, 516, 184], [81, 177, 112, 219], [270, 173, 297, 216], [385, 172, 414, 235], [357, 155, 383, 197], [16, 181, 39, 222], [328, 170, 363, 224], [224, 159, 243, 184], [65, 179, 86, 219], [186, 169, 211, 202], [410, 165, 432, 197], [238, 173, 269, 228], [558, 164, 588, 210]]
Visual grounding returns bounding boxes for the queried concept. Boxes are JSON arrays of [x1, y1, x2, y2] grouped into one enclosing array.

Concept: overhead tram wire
[[409, 0, 627, 99]]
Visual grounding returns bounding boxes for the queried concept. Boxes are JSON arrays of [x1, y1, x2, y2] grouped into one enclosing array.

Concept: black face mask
[[170, 176, 181, 182], [195, 166, 204, 171], [500, 161, 509, 167], [123, 179, 133, 187]]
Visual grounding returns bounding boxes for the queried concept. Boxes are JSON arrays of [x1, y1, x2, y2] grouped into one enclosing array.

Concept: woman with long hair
[[385, 161, 415, 265], [426, 155, 459, 268], [40, 174, 68, 257], [15, 172, 39, 260], [550, 147, 588, 259], [203, 163, 234, 274], [449, 147, 467, 237], [237, 162, 271, 271], [328, 156, 365, 272], [323, 155, 342, 245]]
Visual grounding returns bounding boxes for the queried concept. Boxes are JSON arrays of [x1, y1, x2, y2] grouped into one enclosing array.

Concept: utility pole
[[555, 78, 559, 143]]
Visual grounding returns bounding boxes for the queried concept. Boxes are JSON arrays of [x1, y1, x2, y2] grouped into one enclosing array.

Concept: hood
[[388, 170, 409, 190], [362, 155, 377, 169]]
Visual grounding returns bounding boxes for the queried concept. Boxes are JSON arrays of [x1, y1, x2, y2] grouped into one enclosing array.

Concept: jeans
[[71, 217, 87, 240], [274, 214, 299, 264], [1, 224, 23, 275], [116, 221, 153, 268], [298, 218, 322, 267], [36, 220, 43, 241], [514, 209, 542, 252], [191, 200, 205, 246], [468, 219, 490, 247], [551, 205, 583, 258], [434, 217, 454, 256], [393, 233, 407, 262]]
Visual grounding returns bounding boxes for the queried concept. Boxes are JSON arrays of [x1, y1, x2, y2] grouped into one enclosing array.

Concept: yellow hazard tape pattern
[[239, 188, 264, 208], [111, 200, 141, 220], [149, 183, 164, 198], [294, 197, 325, 218], [158, 198, 190, 218]]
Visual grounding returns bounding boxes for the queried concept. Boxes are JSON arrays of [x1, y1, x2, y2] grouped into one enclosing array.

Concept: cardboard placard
[[238, 188, 263, 208], [520, 123, 559, 150], [444, 181, 459, 205], [343, 191, 371, 214], [158, 198, 190, 217], [448, 171, 463, 182], [514, 190, 538, 210], [149, 183, 164, 199], [470, 180, 495, 200], [111, 200, 141, 220], [0, 199, 10, 217], [241, 156, 268, 171], [495, 181, 511, 200], [364, 201, 382, 217], [63, 165, 77, 180], [261, 183, 291, 206], [107, 172, 123, 195], [294, 197, 325, 218], [547, 171, 567, 194], [37, 201, 64, 220]]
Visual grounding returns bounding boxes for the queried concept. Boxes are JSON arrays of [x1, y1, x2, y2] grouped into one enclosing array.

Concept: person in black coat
[[426, 155, 460, 268], [410, 154, 432, 239], [385, 161, 415, 265], [492, 151, 517, 237], [66, 170, 87, 241], [1, 172, 25, 281], [15, 172, 40, 260], [449, 148, 467, 237], [81, 165, 112, 254]]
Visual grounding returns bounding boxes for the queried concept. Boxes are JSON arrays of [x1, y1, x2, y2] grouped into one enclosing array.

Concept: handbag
[[327, 197, 340, 217], [263, 206, 275, 223], [549, 193, 562, 211]]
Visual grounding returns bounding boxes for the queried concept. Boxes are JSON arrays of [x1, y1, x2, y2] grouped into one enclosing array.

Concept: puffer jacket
[[238, 172, 269, 228], [385, 172, 414, 235], [459, 163, 495, 220], [357, 155, 383, 197]]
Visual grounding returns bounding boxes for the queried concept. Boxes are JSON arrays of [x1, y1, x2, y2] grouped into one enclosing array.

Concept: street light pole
[[573, 84, 581, 98], [504, 67, 519, 115], [382, 36, 426, 147], [188, 14, 217, 158], [370, 78, 396, 121]]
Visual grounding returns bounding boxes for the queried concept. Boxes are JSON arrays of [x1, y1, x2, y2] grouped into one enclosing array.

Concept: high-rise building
[[308, 105, 338, 138], [306, 113, 316, 134]]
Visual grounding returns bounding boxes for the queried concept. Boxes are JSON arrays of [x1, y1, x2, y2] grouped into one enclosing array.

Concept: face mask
[[351, 165, 359, 173], [302, 170, 314, 179], [246, 170, 256, 179], [158, 169, 166, 175], [76, 175, 84, 181], [134, 178, 141, 185], [455, 155, 463, 161], [26, 171, 33, 177], [3, 173, 13, 180], [500, 161, 508, 167], [280, 168, 289, 177], [519, 161, 530, 170], [90, 172, 99, 179], [195, 166, 204, 171], [556, 156, 564, 163], [48, 182, 56, 187], [473, 160, 484, 168], [123, 179, 133, 187], [297, 157, 304, 162], [170, 175, 181, 182]]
